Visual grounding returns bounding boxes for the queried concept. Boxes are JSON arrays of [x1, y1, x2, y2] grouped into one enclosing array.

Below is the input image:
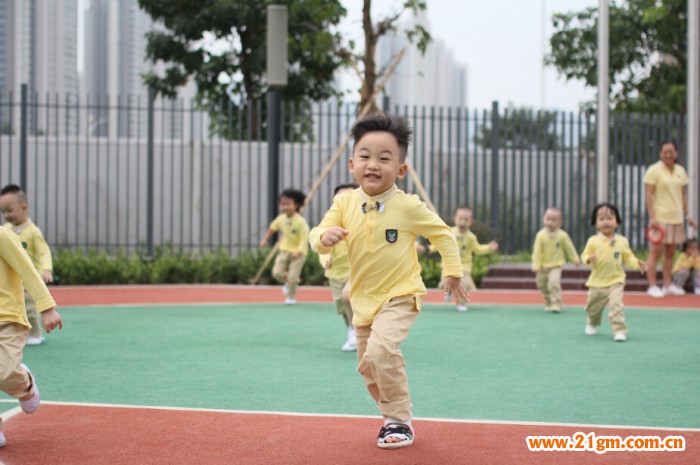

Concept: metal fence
[[0, 86, 688, 255]]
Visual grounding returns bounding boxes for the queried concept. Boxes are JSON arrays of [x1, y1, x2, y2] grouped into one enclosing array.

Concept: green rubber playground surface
[[3, 303, 699, 429]]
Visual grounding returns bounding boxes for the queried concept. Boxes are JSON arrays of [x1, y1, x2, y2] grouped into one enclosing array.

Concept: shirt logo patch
[[385, 229, 398, 243], [21, 242, 27, 249], [556, 242, 561, 248], [614, 252, 620, 259]]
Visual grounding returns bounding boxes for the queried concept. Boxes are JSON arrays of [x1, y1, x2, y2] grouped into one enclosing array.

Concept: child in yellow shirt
[[310, 113, 467, 449], [431, 207, 497, 311], [0, 184, 54, 346], [531, 207, 580, 313], [319, 183, 358, 351], [581, 203, 646, 342], [0, 227, 62, 447], [260, 189, 309, 305], [671, 238, 700, 295]]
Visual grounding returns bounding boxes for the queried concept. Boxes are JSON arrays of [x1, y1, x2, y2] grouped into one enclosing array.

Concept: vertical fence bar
[[20, 84, 28, 189], [490, 102, 500, 235], [146, 87, 155, 256]]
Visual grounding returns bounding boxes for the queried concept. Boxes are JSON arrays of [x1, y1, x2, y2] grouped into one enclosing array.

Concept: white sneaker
[[646, 286, 665, 298], [585, 324, 597, 335], [0, 431, 6, 447], [443, 292, 452, 302], [282, 284, 288, 295], [456, 305, 468, 312], [694, 287, 700, 295], [19, 364, 40, 413], [26, 336, 45, 346], [664, 284, 686, 296], [614, 332, 627, 342], [342, 327, 357, 351], [285, 297, 296, 305]]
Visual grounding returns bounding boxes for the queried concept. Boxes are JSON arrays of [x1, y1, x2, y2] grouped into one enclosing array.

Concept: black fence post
[[147, 86, 156, 257], [20, 84, 28, 189], [490, 101, 500, 236]]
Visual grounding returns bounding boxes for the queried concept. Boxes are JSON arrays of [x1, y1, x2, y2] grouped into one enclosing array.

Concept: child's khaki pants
[[355, 294, 418, 422], [329, 278, 353, 327], [25, 289, 42, 338], [0, 322, 33, 434], [585, 284, 626, 334], [536, 266, 562, 311], [272, 251, 306, 298]]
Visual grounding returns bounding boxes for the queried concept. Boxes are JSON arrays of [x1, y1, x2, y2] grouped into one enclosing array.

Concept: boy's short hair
[[590, 203, 621, 226], [334, 183, 359, 196], [350, 113, 412, 162], [545, 206, 562, 217], [682, 237, 699, 253], [454, 206, 473, 215], [0, 184, 27, 204], [280, 188, 306, 207]]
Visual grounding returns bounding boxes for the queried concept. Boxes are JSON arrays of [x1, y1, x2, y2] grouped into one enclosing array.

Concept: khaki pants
[[25, 289, 42, 338], [272, 251, 306, 299], [536, 267, 562, 311], [329, 278, 353, 327], [0, 322, 33, 434], [585, 284, 626, 334], [355, 295, 418, 422]]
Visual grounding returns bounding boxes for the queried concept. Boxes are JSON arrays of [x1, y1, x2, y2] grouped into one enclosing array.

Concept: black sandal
[[377, 423, 414, 449]]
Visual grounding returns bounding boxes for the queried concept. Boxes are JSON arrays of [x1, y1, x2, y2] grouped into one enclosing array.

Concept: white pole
[[596, 0, 609, 203], [688, 0, 699, 229]]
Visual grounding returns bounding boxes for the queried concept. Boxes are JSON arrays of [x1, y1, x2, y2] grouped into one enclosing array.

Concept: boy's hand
[[532, 267, 540, 273], [323, 257, 333, 270], [638, 259, 647, 275], [573, 259, 581, 267], [443, 276, 469, 303], [41, 308, 62, 333], [489, 241, 499, 251], [259, 239, 267, 248], [415, 243, 426, 253], [587, 255, 596, 264], [42, 270, 53, 283], [291, 252, 301, 260], [320, 227, 349, 247]]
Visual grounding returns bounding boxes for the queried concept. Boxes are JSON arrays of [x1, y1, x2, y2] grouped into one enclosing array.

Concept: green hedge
[[53, 246, 501, 288]]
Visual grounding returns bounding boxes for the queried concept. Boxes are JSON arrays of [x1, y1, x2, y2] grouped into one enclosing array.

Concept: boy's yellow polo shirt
[[531, 228, 579, 270], [430, 227, 491, 273], [643, 161, 689, 224], [581, 233, 640, 288], [4, 219, 53, 273], [270, 212, 310, 255], [0, 228, 56, 327], [319, 240, 350, 281], [310, 185, 462, 326]]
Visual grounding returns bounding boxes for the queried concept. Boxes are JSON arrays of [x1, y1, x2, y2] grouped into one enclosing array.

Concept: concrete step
[[480, 276, 650, 292]]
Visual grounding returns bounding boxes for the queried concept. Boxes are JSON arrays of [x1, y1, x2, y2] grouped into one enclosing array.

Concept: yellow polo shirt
[[643, 161, 689, 224], [319, 240, 350, 281], [0, 228, 56, 327], [430, 227, 491, 273], [4, 219, 53, 273], [581, 233, 640, 288], [270, 212, 310, 255], [673, 253, 700, 273], [310, 185, 462, 326], [531, 228, 579, 270]]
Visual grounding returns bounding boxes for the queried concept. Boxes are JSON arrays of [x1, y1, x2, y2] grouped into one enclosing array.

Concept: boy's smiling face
[[349, 131, 407, 197], [0, 193, 28, 226]]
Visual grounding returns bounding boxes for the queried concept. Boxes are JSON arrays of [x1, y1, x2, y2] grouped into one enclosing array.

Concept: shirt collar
[[597, 232, 617, 244], [358, 185, 398, 205], [11, 219, 31, 233]]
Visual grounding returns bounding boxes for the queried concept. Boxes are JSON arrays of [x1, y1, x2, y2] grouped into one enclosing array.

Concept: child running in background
[[310, 113, 468, 449], [319, 183, 358, 352], [259, 189, 309, 305], [431, 207, 497, 311], [0, 226, 62, 447], [581, 203, 646, 342], [531, 207, 580, 313], [0, 184, 54, 345], [671, 238, 700, 295]]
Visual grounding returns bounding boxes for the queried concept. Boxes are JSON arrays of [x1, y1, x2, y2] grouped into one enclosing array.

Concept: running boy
[[319, 183, 359, 352], [259, 189, 309, 305], [430, 207, 498, 311], [531, 207, 580, 313], [581, 203, 646, 342], [310, 113, 468, 449], [0, 184, 54, 345], [0, 226, 62, 447], [671, 238, 700, 295]]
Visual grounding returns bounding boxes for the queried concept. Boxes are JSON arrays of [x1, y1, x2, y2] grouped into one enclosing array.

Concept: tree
[[546, 0, 687, 113], [346, 0, 431, 113], [138, 0, 348, 136]]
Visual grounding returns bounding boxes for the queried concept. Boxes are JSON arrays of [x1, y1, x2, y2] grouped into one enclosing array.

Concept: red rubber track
[[0, 404, 697, 465], [49, 284, 700, 309]]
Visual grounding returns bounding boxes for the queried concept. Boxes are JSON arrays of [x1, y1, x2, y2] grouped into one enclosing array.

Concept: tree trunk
[[360, 0, 379, 114]]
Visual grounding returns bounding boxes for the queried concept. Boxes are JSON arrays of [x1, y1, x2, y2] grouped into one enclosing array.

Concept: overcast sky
[[339, 0, 599, 112]]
